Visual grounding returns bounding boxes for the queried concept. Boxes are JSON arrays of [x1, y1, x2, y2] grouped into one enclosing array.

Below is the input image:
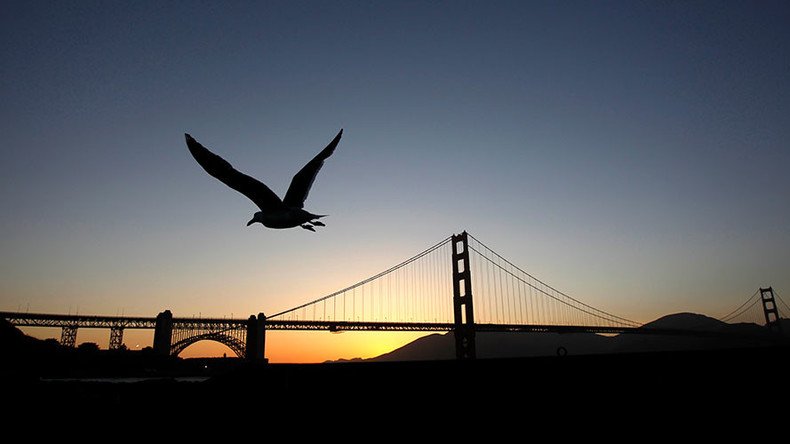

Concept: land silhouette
[[2, 314, 787, 409]]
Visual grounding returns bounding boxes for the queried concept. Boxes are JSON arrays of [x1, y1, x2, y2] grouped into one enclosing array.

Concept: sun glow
[[265, 331, 431, 363]]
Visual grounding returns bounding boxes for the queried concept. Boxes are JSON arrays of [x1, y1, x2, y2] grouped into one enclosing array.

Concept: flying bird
[[185, 129, 343, 232]]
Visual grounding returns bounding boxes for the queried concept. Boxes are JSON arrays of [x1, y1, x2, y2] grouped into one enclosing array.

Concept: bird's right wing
[[185, 134, 284, 212], [283, 129, 343, 208]]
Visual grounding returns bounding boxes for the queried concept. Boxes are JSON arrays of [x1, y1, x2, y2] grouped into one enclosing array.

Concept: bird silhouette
[[185, 129, 342, 232]]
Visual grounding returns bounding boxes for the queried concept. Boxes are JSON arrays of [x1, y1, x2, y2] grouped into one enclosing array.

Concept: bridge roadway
[[1, 310, 748, 338]]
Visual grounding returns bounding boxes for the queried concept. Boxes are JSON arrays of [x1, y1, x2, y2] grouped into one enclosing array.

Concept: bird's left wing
[[185, 134, 285, 212], [283, 129, 343, 208]]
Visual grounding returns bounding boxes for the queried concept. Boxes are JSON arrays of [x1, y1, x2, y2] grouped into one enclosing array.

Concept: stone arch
[[170, 332, 246, 358]]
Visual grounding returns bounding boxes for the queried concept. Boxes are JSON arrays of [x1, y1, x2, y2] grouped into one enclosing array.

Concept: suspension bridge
[[2, 232, 786, 360]]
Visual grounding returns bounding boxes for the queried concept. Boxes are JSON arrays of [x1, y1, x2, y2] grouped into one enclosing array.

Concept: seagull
[[185, 129, 342, 232]]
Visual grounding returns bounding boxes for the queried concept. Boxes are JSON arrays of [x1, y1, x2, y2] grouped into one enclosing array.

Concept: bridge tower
[[452, 231, 476, 359], [760, 287, 782, 334], [153, 310, 173, 355]]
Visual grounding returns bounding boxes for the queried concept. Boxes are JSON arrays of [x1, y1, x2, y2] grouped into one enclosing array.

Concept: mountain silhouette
[[369, 333, 454, 361], [334, 313, 787, 362], [0, 318, 60, 353], [366, 331, 612, 362], [639, 312, 728, 330]]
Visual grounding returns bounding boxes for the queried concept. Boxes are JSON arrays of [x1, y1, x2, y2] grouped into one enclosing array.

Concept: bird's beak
[[246, 218, 255, 226]]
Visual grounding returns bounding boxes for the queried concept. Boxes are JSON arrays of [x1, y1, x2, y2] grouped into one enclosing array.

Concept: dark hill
[[0, 318, 57, 351], [369, 330, 614, 362], [1, 319, 64, 380], [613, 313, 780, 353], [639, 312, 728, 330], [350, 313, 787, 362], [370, 333, 454, 361]]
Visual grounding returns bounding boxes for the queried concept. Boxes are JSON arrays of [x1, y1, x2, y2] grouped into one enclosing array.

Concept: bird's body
[[185, 130, 342, 231], [252, 208, 323, 229]]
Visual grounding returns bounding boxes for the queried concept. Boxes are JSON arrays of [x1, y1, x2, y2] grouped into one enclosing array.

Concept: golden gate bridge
[[2, 232, 786, 360]]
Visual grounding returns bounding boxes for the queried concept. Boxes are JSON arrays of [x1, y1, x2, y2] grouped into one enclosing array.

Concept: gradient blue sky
[[2, 1, 789, 359]]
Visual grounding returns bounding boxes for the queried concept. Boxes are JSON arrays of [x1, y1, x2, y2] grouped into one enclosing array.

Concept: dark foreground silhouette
[[5, 347, 787, 415], [185, 129, 342, 232], [2, 319, 788, 413]]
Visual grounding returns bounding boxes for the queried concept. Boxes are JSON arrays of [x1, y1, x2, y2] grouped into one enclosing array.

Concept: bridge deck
[[0, 311, 649, 334], [2, 312, 771, 340]]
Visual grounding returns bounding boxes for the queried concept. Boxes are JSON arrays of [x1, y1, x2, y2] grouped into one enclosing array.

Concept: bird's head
[[247, 211, 264, 227]]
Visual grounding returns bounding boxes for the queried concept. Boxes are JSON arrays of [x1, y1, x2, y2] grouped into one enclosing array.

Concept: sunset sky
[[2, 1, 789, 362]]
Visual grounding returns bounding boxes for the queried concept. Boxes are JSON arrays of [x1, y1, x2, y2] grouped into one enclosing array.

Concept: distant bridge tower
[[452, 231, 476, 359], [760, 287, 782, 334]]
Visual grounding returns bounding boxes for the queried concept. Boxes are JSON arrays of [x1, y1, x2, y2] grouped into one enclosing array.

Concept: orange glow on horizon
[[20, 327, 433, 363], [264, 331, 431, 363], [176, 331, 432, 362]]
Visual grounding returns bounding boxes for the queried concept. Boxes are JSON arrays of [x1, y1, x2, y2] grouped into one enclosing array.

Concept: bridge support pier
[[760, 287, 782, 334], [153, 310, 173, 356], [245, 313, 268, 362], [246, 315, 257, 359], [452, 231, 476, 359], [257, 313, 267, 363], [60, 326, 77, 348], [109, 327, 124, 350]]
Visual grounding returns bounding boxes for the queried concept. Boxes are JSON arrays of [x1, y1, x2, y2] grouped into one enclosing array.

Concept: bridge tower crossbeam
[[760, 287, 782, 334]]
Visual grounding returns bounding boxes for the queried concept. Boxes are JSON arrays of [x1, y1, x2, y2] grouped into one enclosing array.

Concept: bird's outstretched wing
[[283, 129, 343, 208], [185, 134, 284, 212]]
